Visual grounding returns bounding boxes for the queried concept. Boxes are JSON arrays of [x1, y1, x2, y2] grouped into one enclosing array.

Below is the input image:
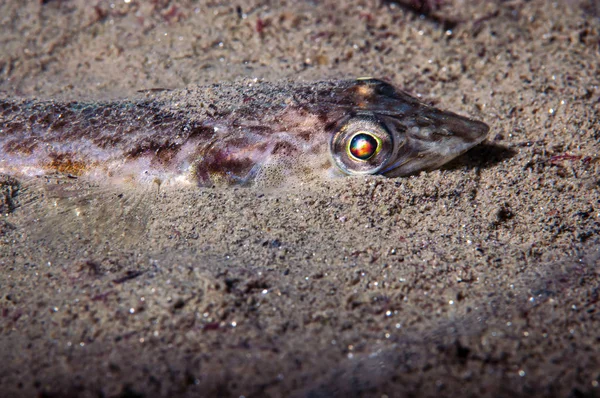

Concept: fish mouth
[[380, 109, 490, 177]]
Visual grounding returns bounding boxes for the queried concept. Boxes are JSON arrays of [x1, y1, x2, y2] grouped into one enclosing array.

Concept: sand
[[1, 0, 599, 397]]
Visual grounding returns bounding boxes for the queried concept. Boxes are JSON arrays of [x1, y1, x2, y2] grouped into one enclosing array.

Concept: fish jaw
[[380, 108, 490, 177]]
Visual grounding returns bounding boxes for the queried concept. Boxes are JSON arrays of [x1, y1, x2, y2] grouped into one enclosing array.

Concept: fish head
[[328, 78, 489, 177]]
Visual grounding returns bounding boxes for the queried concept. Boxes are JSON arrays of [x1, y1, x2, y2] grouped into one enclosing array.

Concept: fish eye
[[348, 132, 381, 161], [330, 116, 394, 175]]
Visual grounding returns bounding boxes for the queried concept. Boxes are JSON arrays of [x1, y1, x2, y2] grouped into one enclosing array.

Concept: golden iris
[[348, 132, 380, 161]]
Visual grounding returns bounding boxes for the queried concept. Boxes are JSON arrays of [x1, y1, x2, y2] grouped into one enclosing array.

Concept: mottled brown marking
[[272, 141, 296, 156], [297, 131, 314, 142], [47, 154, 90, 176], [3, 137, 38, 155], [355, 84, 375, 98]]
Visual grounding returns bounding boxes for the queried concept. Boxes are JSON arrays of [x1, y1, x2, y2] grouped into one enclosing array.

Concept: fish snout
[[381, 110, 490, 177]]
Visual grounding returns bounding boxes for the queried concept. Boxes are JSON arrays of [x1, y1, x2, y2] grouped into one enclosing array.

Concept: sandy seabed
[[1, 1, 599, 397]]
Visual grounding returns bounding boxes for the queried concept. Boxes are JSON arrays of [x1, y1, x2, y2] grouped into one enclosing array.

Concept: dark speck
[[173, 298, 185, 310]]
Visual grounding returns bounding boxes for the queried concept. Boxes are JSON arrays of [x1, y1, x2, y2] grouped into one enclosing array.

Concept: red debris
[[256, 18, 269, 34], [549, 153, 582, 165], [203, 322, 220, 331]]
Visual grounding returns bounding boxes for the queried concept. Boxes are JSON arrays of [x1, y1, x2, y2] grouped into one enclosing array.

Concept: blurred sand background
[[1, 0, 599, 397]]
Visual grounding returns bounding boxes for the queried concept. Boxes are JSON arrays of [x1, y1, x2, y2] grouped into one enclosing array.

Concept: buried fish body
[[0, 78, 489, 187]]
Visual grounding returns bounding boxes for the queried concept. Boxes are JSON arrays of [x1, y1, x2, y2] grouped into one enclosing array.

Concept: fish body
[[0, 78, 489, 187]]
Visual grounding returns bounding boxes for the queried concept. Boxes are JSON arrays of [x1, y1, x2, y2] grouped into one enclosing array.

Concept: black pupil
[[349, 133, 378, 160]]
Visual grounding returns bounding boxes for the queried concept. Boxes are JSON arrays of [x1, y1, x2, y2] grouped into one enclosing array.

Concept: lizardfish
[[0, 78, 489, 187]]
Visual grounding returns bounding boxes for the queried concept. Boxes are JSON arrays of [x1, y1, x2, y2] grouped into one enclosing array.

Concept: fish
[[0, 78, 489, 187]]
